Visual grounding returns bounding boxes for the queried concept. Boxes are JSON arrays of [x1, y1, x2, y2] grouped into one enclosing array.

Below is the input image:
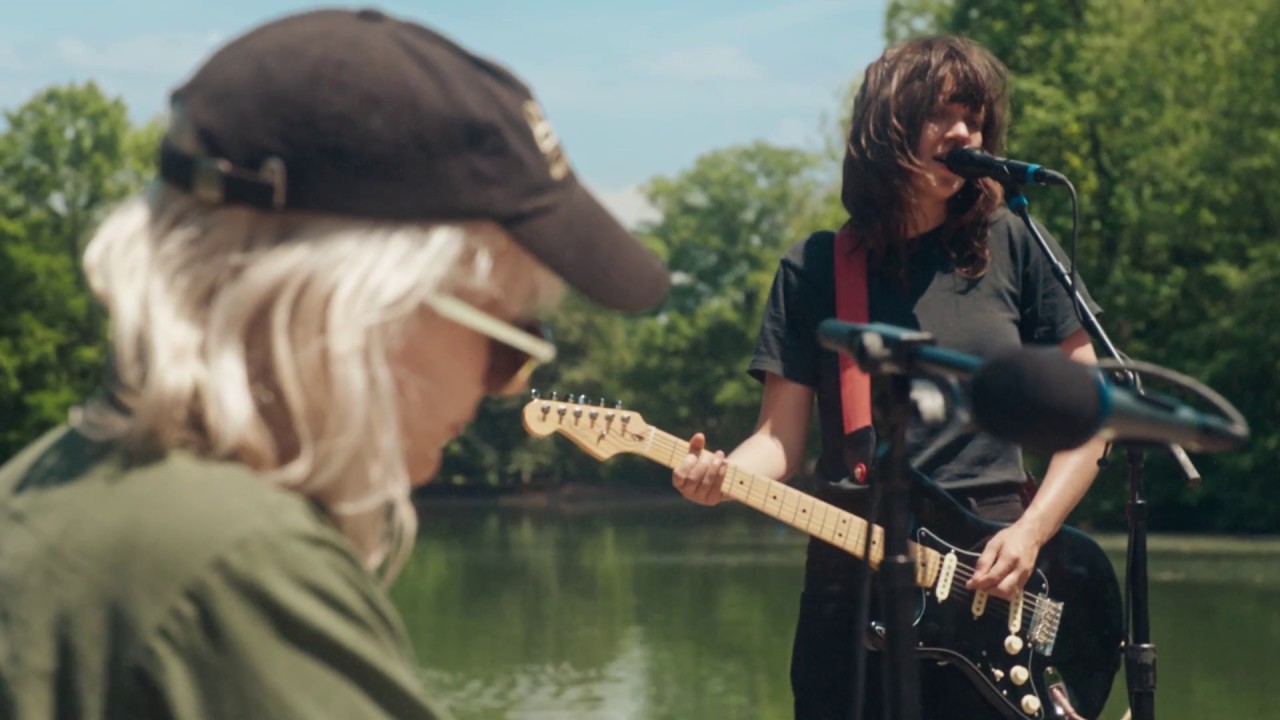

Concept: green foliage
[[2, 6, 1276, 534], [0, 83, 159, 458], [884, 0, 1280, 532], [437, 143, 842, 488], [640, 142, 835, 315], [621, 143, 840, 441]]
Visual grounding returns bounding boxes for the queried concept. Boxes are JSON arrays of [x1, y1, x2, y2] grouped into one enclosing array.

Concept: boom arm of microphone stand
[[1003, 188, 1202, 485]]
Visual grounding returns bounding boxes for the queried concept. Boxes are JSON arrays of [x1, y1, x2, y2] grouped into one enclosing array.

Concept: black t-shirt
[[748, 208, 1100, 492]]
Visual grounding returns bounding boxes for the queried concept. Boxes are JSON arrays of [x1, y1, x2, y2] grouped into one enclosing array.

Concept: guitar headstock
[[521, 392, 652, 462]]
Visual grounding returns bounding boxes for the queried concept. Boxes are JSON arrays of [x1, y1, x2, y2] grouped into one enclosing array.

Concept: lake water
[[390, 501, 1280, 720]]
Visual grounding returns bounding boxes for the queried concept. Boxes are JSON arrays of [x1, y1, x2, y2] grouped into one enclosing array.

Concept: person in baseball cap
[[0, 8, 667, 718]]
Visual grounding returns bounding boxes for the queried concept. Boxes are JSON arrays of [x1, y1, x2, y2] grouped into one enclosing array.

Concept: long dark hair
[[841, 35, 1009, 277]]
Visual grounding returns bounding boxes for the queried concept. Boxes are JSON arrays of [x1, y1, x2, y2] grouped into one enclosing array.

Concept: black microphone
[[816, 321, 981, 379], [970, 347, 1249, 454], [942, 147, 1069, 187]]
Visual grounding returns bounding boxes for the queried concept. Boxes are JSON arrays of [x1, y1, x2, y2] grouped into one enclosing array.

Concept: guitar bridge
[[1028, 597, 1063, 656]]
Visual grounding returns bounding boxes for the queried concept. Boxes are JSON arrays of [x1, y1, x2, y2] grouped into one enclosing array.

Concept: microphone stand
[[841, 328, 937, 720], [1002, 185, 1201, 720], [881, 372, 922, 720]]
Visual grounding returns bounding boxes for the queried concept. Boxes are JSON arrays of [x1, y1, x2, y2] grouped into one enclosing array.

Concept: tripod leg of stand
[[1124, 448, 1157, 720], [881, 555, 921, 720], [1125, 644, 1156, 719], [881, 375, 922, 720]]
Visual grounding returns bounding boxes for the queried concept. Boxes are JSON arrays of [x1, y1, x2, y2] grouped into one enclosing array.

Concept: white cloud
[[642, 44, 761, 82], [592, 184, 661, 230]]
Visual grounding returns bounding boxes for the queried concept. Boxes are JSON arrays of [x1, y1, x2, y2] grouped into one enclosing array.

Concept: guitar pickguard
[[912, 528, 1053, 719]]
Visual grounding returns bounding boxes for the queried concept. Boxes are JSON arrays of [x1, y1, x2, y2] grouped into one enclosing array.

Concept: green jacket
[[0, 426, 451, 719]]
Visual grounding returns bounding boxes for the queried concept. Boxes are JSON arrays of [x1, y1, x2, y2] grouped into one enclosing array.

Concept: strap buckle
[[191, 157, 233, 205], [190, 155, 288, 210]]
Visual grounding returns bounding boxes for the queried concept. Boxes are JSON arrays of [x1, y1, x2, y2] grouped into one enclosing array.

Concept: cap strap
[[159, 143, 287, 210]]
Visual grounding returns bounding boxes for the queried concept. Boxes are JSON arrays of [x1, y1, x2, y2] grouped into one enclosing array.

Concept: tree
[[435, 142, 844, 489], [619, 143, 840, 451], [880, 0, 1280, 531], [0, 83, 158, 458]]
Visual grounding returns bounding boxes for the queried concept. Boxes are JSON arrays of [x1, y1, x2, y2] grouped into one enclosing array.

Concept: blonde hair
[[75, 183, 562, 582]]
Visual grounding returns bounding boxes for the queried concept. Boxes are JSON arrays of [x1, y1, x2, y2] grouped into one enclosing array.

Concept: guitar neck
[[641, 426, 941, 587]]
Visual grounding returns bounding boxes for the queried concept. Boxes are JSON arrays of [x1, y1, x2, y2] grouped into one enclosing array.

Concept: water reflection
[[390, 502, 1280, 720]]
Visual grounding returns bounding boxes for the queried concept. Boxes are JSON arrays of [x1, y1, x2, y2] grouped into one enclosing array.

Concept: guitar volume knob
[[1010, 665, 1029, 686], [1020, 694, 1041, 715], [1004, 634, 1024, 655]]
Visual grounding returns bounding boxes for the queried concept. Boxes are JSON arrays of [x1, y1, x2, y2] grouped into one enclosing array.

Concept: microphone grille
[[970, 347, 1103, 454], [942, 147, 990, 180]]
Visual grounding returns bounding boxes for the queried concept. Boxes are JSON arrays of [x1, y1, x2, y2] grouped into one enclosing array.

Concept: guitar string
[[649, 433, 1049, 621], [643, 432, 1050, 622]]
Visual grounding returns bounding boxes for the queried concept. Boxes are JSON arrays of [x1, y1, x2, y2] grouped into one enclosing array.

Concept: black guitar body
[[878, 474, 1124, 719]]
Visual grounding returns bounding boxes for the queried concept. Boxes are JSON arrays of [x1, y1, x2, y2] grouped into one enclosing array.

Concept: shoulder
[[1, 429, 354, 629], [983, 207, 1038, 270], [121, 446, 326, 538], [779, 229, 836, 272], [987, 206, 1020, 233], [772, 230, 839, 303], [985, 207, 1023, 248], [106, 448, 352, 604]]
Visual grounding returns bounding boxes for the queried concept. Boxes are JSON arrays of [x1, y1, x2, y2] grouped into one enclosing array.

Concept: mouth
[[931, 156, 957, 177], [932, 150, 967, 178], [934, 146, 963, 163]]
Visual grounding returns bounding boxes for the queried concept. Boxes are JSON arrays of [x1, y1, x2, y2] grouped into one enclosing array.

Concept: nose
[[944, 118, 974, 143]]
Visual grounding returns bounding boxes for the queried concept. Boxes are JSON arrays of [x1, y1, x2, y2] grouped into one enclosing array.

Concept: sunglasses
[[423, 294, 557, 397]]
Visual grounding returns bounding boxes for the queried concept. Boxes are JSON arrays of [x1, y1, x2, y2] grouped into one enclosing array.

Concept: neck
[[905, 200, 948, 238]]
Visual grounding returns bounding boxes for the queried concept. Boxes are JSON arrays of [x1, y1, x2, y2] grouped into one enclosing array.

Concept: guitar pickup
[[934, 552, 958, 601], [1028, 597, 1063, 656], [971, 590, 988, 618]]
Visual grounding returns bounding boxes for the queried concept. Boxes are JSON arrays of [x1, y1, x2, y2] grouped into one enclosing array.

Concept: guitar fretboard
[[645, 427, 943, 588]]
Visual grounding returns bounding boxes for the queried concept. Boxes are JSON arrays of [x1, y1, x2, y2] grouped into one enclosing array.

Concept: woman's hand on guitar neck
[[672, 433, 728, 506]]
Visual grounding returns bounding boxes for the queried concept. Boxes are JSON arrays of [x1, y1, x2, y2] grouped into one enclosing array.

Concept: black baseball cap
[[158, 7, 669, 313]]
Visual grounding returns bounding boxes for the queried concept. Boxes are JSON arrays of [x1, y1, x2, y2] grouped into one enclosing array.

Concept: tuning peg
[[550, 391, 558, 401], [599, 397, 606, 407], [530, 389, 541, 400], [614, 400, 623, 410]]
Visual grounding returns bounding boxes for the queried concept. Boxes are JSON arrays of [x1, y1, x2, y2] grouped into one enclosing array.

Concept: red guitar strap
[[834, 225, 872, 482]]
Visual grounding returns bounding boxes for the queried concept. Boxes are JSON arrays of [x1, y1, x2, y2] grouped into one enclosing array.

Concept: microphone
[[816, 320, 981, 379], [942, 147, 1069, 187], [969, 347, 1249, 454]]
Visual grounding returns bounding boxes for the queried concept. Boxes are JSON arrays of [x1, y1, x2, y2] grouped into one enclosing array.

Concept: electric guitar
[[521, 396, 1124, 720]]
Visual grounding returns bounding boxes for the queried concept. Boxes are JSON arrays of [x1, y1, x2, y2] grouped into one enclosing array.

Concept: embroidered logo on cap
[[522, 100, 570, 181]]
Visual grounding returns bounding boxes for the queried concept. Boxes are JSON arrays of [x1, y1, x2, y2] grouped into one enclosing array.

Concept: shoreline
[[411, 486, 1280, 551], [413, 481, 688, 514]]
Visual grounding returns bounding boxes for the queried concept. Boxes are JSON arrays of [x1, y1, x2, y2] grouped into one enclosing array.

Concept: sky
[[0, 1, 889, 226]]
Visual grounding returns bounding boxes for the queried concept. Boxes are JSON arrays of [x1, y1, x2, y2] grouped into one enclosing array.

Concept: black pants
[[790, 485, 1026, 720]]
